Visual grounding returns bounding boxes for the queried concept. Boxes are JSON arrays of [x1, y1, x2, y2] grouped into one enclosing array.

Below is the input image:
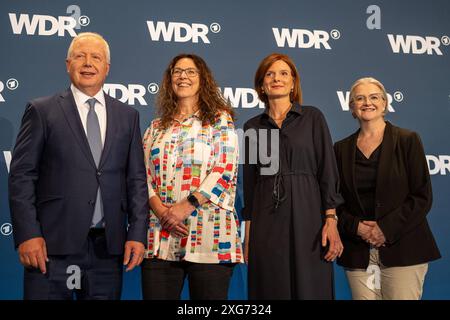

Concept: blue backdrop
[[1, 0, 449, 299]]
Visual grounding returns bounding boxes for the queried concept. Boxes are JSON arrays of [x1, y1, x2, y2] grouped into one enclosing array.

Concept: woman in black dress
[[243, 53, 344, 299]]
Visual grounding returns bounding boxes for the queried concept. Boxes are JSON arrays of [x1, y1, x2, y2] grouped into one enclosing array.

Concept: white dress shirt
[[70, 84, 107, 146]]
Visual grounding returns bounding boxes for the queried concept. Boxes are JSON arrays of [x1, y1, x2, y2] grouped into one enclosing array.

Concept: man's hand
[[123, 241, 145, 272], [18, 237, 48, 274]]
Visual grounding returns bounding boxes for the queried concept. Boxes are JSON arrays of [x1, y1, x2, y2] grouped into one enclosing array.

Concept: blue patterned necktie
[[86, 98, 104, 228]]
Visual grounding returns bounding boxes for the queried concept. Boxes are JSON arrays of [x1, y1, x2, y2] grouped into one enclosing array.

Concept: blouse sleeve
[[312, 109, 344, 211], [197, 112, 239, 211], [142, 121, 157, 199]]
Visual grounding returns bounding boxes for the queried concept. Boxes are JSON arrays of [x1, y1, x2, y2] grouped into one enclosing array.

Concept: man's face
[[66, 37, 109, 96]]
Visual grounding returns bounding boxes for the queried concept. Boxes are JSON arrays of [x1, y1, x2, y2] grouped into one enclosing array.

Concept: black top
[[354, 144, 381, 221], [243, 104, 343, 299]]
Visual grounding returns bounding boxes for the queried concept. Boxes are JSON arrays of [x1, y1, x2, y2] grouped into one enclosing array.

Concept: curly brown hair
[[156, 53, 235, 129]]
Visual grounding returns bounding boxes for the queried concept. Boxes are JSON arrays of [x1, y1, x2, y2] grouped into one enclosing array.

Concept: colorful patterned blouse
[[142, 111, 242, 263]]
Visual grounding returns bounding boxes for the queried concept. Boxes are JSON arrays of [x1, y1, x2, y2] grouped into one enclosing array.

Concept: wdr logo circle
[[148, 83, 159, 94], [6, 78, 19, 90], [393, 91, 404, 102], [210, 23, 221, 33], [330, 29, 341, 40], [78, 15, 90, 27], [1, 223, 13, 236]]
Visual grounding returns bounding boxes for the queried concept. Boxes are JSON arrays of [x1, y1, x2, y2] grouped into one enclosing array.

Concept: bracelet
[[325, 213, 338, 221]]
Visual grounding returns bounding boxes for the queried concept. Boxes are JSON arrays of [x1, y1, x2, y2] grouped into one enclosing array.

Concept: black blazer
[[8, 89, 149, 255], [334, 121, 440, 268]]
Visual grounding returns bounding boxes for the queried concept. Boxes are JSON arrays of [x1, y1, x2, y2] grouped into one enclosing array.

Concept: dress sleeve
[[312, 110, 344, 211], [197, 112, 239, 211]]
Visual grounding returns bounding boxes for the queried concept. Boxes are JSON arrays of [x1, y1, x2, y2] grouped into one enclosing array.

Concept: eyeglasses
[[353, 93, 385, 105], [171, 68, 199, 78]]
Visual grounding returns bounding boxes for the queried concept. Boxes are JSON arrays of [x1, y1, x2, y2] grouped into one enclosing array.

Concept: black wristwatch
[[187, 194, 200, 208]]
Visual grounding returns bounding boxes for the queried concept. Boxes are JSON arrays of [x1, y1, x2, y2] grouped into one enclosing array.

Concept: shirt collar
[[192, 109, 201, 119], [262, 102, 303, 118], [70, 84, 106, 108]]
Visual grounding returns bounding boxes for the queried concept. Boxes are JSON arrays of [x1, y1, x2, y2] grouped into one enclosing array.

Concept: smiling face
[[66, 36, 110, 96], [351, 83, 387, 122], [262, 60, 294, 102], [171, 58, 200, 102]]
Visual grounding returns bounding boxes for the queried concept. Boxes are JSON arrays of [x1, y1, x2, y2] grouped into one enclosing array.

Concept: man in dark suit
[[8, 32, 149, 300]]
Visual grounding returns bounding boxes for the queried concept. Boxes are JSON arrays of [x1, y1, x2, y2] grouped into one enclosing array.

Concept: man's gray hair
[[66, 32, 110, 63]]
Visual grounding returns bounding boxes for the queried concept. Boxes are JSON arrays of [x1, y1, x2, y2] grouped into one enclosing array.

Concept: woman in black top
[[334, 77, 441, 299], [243, 53, 344, 299]]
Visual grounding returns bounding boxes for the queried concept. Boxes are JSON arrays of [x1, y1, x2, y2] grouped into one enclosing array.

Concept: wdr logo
[[336, 91, 402, 112], [103, 83, 159, 106], [388, 34, 450, 55], [8, 13, 90, 37], [147, 21, 221, 43], [427, 155, 450, 175], [0, 78, 19, 103], [220, 88, 265, 109], [273, 27, 341, 49]]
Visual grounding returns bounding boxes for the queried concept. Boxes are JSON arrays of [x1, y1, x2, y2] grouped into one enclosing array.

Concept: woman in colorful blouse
[[141, 53, 242, 300]]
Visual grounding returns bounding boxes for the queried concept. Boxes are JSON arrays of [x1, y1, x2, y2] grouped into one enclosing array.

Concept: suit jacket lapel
[[343, 130, 365, 214], [98, 94, 116, 169], [58, 89, 97, 168]]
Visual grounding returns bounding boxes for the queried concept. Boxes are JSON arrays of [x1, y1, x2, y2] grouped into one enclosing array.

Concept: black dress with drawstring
[[243, 104, 343, 299]]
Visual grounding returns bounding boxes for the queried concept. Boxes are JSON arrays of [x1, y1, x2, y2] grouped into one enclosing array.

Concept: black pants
[[141, 258, 235, 300], [24, 229, 123, 300]]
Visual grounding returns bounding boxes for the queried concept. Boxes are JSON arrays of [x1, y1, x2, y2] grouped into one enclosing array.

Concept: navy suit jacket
[[8, 88, 149, 255]]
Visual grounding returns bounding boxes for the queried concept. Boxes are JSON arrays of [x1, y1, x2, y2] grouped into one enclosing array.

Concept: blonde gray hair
[[67, 32, 110, 63], [349, 77, 388, 110]]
